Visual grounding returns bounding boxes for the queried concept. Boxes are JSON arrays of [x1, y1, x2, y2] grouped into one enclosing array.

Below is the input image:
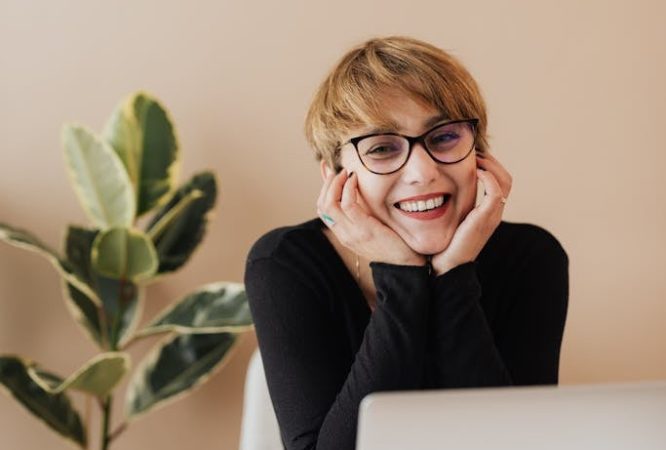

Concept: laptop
[[356, 381, 666, 450]]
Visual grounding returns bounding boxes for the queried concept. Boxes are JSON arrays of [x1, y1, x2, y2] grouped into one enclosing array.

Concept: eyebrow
[[424, 113, 450, 129], [364, 113, 450, 136]]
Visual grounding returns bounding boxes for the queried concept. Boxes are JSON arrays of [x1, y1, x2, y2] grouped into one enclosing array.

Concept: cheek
[[464, 168, 478, 194], [339, 148, 362, 172], [460, 168, 478, 210], [356, 176, 392, 215]]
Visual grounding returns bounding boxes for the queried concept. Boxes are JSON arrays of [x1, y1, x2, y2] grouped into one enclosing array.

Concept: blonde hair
[[304, 36, 489, 169]]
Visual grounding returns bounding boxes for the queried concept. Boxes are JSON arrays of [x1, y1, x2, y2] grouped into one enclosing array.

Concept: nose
[[401, 143, 439, 185]]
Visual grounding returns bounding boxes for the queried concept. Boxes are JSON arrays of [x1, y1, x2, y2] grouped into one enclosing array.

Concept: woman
[[245, 36, 568, 450]]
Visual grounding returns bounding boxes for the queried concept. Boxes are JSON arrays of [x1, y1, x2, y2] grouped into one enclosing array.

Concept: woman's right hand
[[317, 169, 426, 267]]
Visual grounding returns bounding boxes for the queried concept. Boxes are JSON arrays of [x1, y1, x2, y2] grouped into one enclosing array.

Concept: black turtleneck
[[245, 219, 568, 450]]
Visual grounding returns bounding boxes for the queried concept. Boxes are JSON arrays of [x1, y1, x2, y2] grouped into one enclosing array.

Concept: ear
[[320, 160, 334, 181]]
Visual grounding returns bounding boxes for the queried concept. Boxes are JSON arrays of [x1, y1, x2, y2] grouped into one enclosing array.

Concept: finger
[[476, 155, 512, 197], [340, 174, 374, 226], [321, 170, 357, 231], [477, 168, 502, 197], [476, 153, 509, 179], [320, 212, 337, 228], [476, 169, 506, 209], [318, 170, 347, 228], [336, 175, 385, 241], [340, 172, 357, 210], [323, 168, 348, 208], [317, 169, 337, 210], [477, 149, 501, 161], [344, 185, 373, 223], [476, 152, 505, 174]]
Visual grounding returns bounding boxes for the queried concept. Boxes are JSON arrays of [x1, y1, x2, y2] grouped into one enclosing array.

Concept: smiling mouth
[[395, 194, 451, 213]]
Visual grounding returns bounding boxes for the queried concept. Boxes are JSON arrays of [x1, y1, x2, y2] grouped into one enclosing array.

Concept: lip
[[394, 192, 449, 203], [393, 193, 451, 221]]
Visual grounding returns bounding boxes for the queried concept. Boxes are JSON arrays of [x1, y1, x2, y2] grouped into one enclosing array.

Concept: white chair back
[[239, 348, 283, 450]]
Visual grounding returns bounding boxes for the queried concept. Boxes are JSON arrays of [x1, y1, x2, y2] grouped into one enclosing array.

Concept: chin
[[404, 231, 454, 256]]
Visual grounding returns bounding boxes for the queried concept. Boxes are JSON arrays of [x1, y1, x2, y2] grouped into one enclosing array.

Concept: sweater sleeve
[[491, 229, 569, 385], [424, 262, 512, 388], [424, 228, 569, 388], [245, 257, 430, 450]]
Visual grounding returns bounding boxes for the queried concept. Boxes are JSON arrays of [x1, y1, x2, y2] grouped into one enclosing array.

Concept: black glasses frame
[[342, 118, 479, 175]]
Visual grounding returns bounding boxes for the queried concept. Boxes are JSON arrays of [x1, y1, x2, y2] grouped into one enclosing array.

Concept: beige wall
[[1, 0, 664, 448]]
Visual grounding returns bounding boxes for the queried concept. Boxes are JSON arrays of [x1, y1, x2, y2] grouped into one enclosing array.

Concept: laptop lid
[[356, 381, 666, 450]]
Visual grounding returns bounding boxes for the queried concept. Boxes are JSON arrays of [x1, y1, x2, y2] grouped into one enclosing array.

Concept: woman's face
[[336, 93, 479, 255]]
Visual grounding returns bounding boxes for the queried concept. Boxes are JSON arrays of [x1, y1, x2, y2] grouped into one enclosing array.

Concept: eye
[[365, 144, 401, 156], [429, 131, 460, 145], [427, 122, 469, 151], [359, 136, 404, 159]]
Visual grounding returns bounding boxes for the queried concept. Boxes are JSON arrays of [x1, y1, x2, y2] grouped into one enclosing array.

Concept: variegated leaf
[[92, 227, 158, 282], [145, 172, 217, 274], [138, 282, 252, 337], [0, 356, 86, 448], [0, 223, 100, 305], [125, 333, 237, 419], [104, 92, 179, 216], [28, 353, 129, 398], [62, 125, 135, 228]]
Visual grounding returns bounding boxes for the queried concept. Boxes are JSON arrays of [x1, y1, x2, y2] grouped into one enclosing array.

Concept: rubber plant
[[0, 92, 253, 449]]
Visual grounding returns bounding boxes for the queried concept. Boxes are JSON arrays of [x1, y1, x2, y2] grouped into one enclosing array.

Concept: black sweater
[[245, 218, 569, 450]]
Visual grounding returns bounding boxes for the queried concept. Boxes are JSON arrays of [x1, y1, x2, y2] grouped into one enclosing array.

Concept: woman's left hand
[[430, 152, 512, 275]]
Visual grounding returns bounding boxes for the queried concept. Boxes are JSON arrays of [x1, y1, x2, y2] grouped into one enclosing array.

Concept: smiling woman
[[244, 36, 569, 450]]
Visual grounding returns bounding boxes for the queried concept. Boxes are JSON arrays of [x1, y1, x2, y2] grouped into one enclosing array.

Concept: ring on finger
[[321, 213, 336, 226]]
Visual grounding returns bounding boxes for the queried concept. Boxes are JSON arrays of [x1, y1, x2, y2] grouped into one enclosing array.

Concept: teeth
[[398, 195, 447, 212]]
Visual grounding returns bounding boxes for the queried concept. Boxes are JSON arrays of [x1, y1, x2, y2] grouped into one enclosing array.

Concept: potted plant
[[0, 92, 252, 449]]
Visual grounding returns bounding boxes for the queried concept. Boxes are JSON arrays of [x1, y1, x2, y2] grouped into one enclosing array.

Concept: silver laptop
[[357, 381, 666, 450]]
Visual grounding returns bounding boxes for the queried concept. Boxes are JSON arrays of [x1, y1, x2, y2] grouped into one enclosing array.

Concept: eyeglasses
[[341, 118, 479, 175]]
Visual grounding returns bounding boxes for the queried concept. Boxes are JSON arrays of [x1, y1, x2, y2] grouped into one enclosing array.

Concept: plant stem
[[108, 422, 128, 443], [100, 395, 113, 450], [85, 394, 92, 450], [98, 306, 111, 351], [122, 328, 171, 350]]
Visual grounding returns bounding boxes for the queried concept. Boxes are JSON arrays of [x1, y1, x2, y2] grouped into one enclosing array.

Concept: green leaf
[[28, 353, 129, 398], [146, 172, 217, 274], [62, 125, 136, 228], [104, 92, 179, 217], [63, 284, 104, 347], [0, 356, 86, 448], [92, 227, 158, 282], [63, 227, 104, 347], [0, 223, 101, 305], [125, 333, 237, 419], [64, 226, 143, 349], [138, 282, 253, 338], [103, 99, 142, 193], [146, 189, 204, 242], [96, 276, 144, 349]]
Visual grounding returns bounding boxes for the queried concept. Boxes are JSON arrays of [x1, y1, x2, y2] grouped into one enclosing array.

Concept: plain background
[[1, 0, 664, 448]]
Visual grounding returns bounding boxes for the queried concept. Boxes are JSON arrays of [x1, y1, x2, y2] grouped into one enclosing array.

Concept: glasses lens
[[425, 121, 476, 163], [357, 135, 408, 174]]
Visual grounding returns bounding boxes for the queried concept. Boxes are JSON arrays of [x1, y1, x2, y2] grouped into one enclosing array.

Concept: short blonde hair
[[304, 36, 489, 169]]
